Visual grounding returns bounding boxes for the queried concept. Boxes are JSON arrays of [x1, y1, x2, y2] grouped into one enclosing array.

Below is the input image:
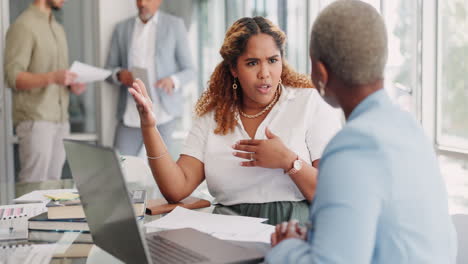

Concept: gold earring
[[233, 78, 238, 100]]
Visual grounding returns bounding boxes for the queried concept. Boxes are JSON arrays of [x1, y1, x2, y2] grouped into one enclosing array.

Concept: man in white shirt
[[106, 0, 195, 155]]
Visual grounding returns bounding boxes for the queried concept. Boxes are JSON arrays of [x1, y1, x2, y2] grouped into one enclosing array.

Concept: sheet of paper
[[0, 203, 47, 241], [0, 244, 57, 264], [69, 61, 111, 83], [209, 223, 275, 243], [14, 189, 77, 203], [44, 192, 79, 201], [145, 206, 273, 243]]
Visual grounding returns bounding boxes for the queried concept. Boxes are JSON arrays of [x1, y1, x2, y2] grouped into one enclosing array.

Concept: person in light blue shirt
[[266, 0, 457, 263]]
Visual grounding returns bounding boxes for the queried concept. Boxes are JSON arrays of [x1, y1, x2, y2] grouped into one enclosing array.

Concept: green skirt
[[213, 200, 310, 225]]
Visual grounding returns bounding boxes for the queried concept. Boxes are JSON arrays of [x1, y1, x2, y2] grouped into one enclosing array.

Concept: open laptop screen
[[64, 140, 150, 264]]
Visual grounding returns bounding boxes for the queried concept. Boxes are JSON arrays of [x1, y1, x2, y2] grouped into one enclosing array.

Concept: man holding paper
[[3, 0, 86, 183], [105, 0, 195, 156]]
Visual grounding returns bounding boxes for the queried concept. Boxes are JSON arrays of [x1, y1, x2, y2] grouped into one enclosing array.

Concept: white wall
[[98, 0, 137, 146]]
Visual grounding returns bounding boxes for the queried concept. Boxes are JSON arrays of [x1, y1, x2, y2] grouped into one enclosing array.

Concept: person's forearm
[[288, 162, 317, 201], [15, 71, 54, 90], [141, 126, 190, 202]]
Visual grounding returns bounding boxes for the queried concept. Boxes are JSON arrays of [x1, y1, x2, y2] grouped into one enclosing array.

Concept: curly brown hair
[[195, 17, 313, 135]]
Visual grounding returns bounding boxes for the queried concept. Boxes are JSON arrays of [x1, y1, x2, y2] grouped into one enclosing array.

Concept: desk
[[2, 206, 270, 264], [1, 213, 163, 264]]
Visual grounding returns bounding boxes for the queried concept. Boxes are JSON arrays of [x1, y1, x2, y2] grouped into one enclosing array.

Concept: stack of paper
[[145, 207, 275, 243]]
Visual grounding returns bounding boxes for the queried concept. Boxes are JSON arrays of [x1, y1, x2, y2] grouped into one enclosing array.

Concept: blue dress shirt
[[266, 90, 457, 263]]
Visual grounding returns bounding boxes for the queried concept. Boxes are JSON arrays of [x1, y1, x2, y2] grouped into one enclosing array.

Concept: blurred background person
[[4, 0, 85, 183], [106, 0, 195, 156]]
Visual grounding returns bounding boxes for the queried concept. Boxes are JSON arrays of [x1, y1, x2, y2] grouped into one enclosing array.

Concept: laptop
[[63, 140, 264, 264]]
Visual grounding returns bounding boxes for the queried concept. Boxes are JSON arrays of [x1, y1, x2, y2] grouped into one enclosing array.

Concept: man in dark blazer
[[106, 0, 195, 156]]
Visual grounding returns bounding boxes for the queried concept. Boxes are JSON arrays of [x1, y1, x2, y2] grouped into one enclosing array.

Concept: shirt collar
[[276, 85, 297, 106], [135, 11, 159, 26], [348, 89, 389, 121]]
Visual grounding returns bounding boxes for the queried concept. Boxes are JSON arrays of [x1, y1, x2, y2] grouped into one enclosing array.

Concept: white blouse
[[182, 87, 341, 205]]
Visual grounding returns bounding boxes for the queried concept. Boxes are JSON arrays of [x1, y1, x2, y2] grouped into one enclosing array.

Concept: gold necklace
[[239, 88, 280, 119]]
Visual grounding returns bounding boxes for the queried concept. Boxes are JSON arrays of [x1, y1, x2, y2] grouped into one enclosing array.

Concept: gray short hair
[[310, 0, 388, 85]]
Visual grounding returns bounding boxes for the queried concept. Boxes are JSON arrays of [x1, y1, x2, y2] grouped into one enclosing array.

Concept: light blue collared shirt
[[266, 89, 457, 263]]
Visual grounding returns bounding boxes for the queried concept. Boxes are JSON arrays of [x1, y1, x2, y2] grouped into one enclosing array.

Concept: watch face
[[293, 160, 302, 170]]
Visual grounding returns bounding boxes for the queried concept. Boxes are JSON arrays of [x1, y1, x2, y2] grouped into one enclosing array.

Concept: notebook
[[46, 190, 146, 219], [28, 212, 89, 232]]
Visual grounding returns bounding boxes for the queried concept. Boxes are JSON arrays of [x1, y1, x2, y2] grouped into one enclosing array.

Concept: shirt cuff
[[171, 75, 181, 92], [112, 67, 122, 84], [266, 238, 310, 264]]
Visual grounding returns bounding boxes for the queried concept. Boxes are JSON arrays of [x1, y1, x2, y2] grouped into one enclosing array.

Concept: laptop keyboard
[[147, 235, 210, 264]]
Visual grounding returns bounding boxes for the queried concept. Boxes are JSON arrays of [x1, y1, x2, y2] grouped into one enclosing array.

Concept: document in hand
[[145, 207, 275, 243], [69, 61, 111, 83]]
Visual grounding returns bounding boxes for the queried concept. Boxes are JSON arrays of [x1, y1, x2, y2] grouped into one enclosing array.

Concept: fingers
[[297, 226, 307, 237], [271, 232, 277, 247], [156, 80, 173, 95], [237, 139, 262, 146], [64, 71, 77, 86], [233, 151, 255, 161], [239, 160, 257, 167], [134, 79, 150, 99], [128, 87, 150, 111], [232, 143, 256, 153], [287, 220, 298, 234], [280, 222, 288, 234]]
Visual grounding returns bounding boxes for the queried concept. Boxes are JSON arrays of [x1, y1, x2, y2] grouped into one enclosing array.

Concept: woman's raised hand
[[128, 79, 156, 128]]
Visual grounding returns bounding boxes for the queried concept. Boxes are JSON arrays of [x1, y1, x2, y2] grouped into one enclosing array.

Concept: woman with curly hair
[[128, 16, 340, 225]]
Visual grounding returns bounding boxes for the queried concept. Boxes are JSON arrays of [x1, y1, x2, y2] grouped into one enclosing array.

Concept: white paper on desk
[[14, 189, 77, 203], [1, 244, 57, 264], [145, 207, 273, 243], [211, 223, 275, 243], [69, 61, 111, 83], [0, 203, 47, 241]]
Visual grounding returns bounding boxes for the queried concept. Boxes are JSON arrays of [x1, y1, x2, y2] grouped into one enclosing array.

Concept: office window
[[320, 0, 380, 10], [440, 155, 468, 214], [197, 0, 226, 90], [285, 0, 309, 74], [437, 0, 468, 214], [437, 0, 468, 150], [383, 0, 421, 117]]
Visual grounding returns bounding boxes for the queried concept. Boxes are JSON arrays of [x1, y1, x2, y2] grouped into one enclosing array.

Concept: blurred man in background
[[4, 0, 86, 183], [106, 0, 195, 156]]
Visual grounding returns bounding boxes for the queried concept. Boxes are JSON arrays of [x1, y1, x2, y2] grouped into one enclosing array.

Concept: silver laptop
[[64, 140, 264, 264]]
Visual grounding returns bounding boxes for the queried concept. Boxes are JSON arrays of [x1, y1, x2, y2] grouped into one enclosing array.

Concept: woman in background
[[129, 16, 340, 225]]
